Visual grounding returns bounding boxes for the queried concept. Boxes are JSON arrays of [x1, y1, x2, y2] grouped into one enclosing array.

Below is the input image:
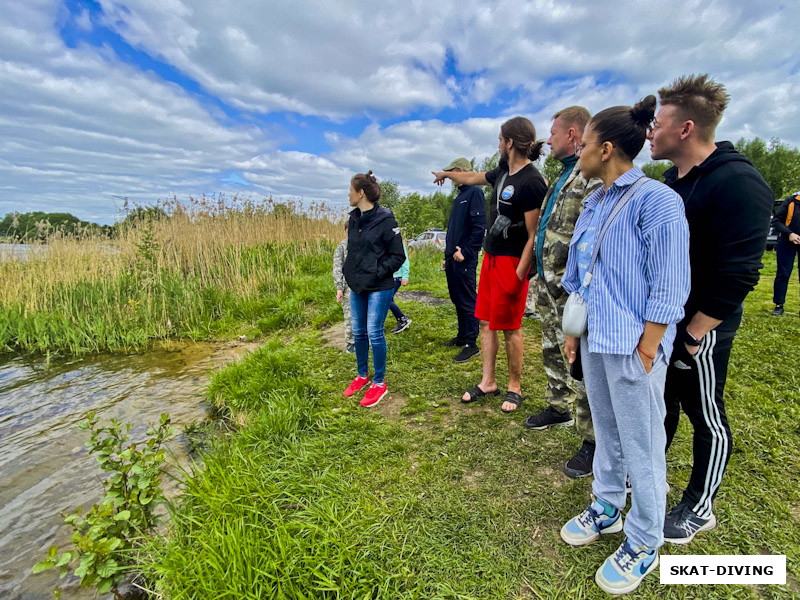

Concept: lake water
[[0, 341, 257, 599]]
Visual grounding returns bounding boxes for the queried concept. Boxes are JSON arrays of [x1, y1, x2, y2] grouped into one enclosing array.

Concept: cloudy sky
[[2, 0, 798, 224]]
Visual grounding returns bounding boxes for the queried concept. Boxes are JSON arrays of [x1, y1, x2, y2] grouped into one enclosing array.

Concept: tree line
[[0, 207, 169, 243]]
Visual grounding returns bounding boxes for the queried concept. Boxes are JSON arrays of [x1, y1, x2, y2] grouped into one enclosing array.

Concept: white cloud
[[1, 0, 799, 222], [95, 0, 454, 118]]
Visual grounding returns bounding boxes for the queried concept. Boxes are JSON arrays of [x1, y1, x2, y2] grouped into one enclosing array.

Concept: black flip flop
[[461, 385, 500, 404], [501, 391, 524, 413]]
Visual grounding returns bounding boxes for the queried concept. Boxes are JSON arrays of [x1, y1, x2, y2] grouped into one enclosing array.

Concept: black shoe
[[523, 406, 575, 430], [453, 343, 479, 363], [772, 304, 784, 316], [663, 501, 716, 545], [443, 336, 464, 347], [346, 344, 355, 354], [563, 440, 595, 479], [390, 316, 411, 334]]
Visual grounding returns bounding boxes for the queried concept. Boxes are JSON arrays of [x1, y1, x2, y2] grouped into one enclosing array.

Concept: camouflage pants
[[341, 288, 353, 346], [537, 278, 594, 442]]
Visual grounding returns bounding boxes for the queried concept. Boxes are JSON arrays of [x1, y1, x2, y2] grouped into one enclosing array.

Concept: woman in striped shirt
[[558, 96, 690, 595]]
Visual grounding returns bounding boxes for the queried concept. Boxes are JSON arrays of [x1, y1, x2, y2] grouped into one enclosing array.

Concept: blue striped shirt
[[562, 168, 690, 355]]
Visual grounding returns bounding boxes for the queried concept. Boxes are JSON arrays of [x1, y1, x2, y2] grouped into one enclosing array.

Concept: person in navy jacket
[[439, 157, 486, 363]]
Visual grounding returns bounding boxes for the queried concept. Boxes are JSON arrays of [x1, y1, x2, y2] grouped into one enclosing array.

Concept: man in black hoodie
[[647, 74, 772, 544]]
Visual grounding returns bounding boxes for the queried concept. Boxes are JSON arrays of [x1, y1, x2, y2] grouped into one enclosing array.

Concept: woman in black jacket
[[342, 171, 406, 407]]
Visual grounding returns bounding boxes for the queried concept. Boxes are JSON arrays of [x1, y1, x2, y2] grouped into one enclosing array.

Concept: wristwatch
[[682, 329, 702, 347]]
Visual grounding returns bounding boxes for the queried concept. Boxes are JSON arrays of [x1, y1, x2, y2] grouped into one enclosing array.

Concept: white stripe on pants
[[581, 335, 669, 549], [692, 330, 726, 519]]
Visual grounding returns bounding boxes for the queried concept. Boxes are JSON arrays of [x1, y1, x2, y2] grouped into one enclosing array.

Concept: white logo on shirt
[[501, 185, 515, 200], [392, 227, 400, 234]]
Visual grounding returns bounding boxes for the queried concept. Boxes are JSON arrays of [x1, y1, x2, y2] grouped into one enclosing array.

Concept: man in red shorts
[[433, 117, 546, 412]]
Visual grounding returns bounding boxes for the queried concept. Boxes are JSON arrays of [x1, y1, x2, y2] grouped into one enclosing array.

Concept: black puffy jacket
[[772, 194, 800, 240], [344, 205, 406, 294]]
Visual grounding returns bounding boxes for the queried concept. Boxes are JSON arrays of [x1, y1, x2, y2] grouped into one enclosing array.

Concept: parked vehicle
[[408, 229, 447, 249], [765, 198, 785, 251]]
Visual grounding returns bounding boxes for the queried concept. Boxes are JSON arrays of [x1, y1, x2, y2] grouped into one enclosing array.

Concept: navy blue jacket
[[445, 185, 486, 263]]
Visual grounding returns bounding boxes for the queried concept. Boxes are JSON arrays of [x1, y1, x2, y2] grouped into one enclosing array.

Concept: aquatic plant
[[33, 412, 174, 596]]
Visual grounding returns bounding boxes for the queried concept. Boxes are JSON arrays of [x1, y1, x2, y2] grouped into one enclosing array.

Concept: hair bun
[[366, 169, 377, 182], [631, 95, 657, 127]]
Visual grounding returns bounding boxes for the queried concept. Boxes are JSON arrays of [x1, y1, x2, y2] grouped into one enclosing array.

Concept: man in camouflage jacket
[[333, 225, 354, 351], [523, 107, 602, 479]]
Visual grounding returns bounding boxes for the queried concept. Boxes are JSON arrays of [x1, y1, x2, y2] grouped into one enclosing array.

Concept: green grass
[[142, 249, 800, 599]]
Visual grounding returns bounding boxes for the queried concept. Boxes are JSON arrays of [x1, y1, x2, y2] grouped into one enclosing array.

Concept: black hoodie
[[663, 141, 773, 330], [344, 205, 406, 294]]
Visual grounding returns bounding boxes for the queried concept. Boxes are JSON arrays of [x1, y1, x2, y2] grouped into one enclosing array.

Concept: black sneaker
[[453, 343, 479, 363], [390, 317, 411, 334], [772, 304, 784, 316], [563, 440, 595, 479], [346, 344, 355, 354], [443, 337, 464, 347], [523, 406, 575, 430], [663, 501, 716, 545]]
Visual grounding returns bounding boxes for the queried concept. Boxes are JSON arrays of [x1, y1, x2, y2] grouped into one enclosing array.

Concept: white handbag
[[562, 290, 589, 337], [561, 177, 647, 338]]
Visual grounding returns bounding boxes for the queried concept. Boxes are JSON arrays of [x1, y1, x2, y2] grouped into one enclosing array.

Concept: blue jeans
[[350, 288, 394, 384], [388, 277, 406, 321]]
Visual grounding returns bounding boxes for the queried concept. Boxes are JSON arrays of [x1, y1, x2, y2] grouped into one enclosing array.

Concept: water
[[0, 244, 40, 261], [0, 341, 257, 599]]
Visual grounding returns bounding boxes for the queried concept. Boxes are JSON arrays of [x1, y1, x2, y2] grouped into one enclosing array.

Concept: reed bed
[[0, 197, 345, 354]]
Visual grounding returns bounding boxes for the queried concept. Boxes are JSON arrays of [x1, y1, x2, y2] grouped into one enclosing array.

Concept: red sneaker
[[360, 382, 388, 407], [343, 375, 370, 397]]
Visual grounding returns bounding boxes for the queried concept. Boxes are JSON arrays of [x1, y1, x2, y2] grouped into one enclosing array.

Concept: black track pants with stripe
[[664, 327, 736, 519]]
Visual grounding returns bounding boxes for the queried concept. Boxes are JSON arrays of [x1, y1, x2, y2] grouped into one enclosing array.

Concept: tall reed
[[0, 196, 345, 354]]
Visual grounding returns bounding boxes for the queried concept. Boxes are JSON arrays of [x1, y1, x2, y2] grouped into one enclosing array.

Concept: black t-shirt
[[484, 161, 546, 257]]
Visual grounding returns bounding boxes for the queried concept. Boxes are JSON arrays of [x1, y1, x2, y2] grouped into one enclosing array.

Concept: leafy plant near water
[[33, 412, 173, 596]]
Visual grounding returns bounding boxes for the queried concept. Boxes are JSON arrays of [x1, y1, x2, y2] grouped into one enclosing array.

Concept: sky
[[1, 0, 798, 224]]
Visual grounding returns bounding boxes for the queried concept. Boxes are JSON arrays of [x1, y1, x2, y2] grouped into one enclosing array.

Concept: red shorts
[[474, 253, 529, 331]]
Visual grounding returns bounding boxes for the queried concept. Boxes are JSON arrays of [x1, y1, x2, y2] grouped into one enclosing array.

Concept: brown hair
[[351, 170, 381, 204], [590, 96, 656, 161], [552, 106, 591, 134], [658, 74, 729, 141], [500, 116, 545, 160]]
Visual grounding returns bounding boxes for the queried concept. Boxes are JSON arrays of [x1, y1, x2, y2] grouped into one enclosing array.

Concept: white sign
[[660, 555, 786, 585]]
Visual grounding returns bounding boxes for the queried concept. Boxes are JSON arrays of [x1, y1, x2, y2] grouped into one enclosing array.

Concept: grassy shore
[[0, 200, 342, 354], [140, 249, 799, 599]]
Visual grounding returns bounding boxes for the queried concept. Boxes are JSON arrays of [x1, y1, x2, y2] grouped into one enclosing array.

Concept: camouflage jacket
[[539, 161, 602, 299], [333, 239, 348, 291]]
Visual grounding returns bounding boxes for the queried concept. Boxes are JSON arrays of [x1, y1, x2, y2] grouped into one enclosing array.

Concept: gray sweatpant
[[580, 335, 668, 550]]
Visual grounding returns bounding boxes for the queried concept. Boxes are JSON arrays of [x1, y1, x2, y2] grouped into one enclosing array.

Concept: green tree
[[379, 179, 401, 210], [392, 190, 451, 238], [641, 161, 671, 182], [542, 154, 562, 185], [119, 206, 169, 228], [735, 137, 800, 199], [0, 211, 107, 241]]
